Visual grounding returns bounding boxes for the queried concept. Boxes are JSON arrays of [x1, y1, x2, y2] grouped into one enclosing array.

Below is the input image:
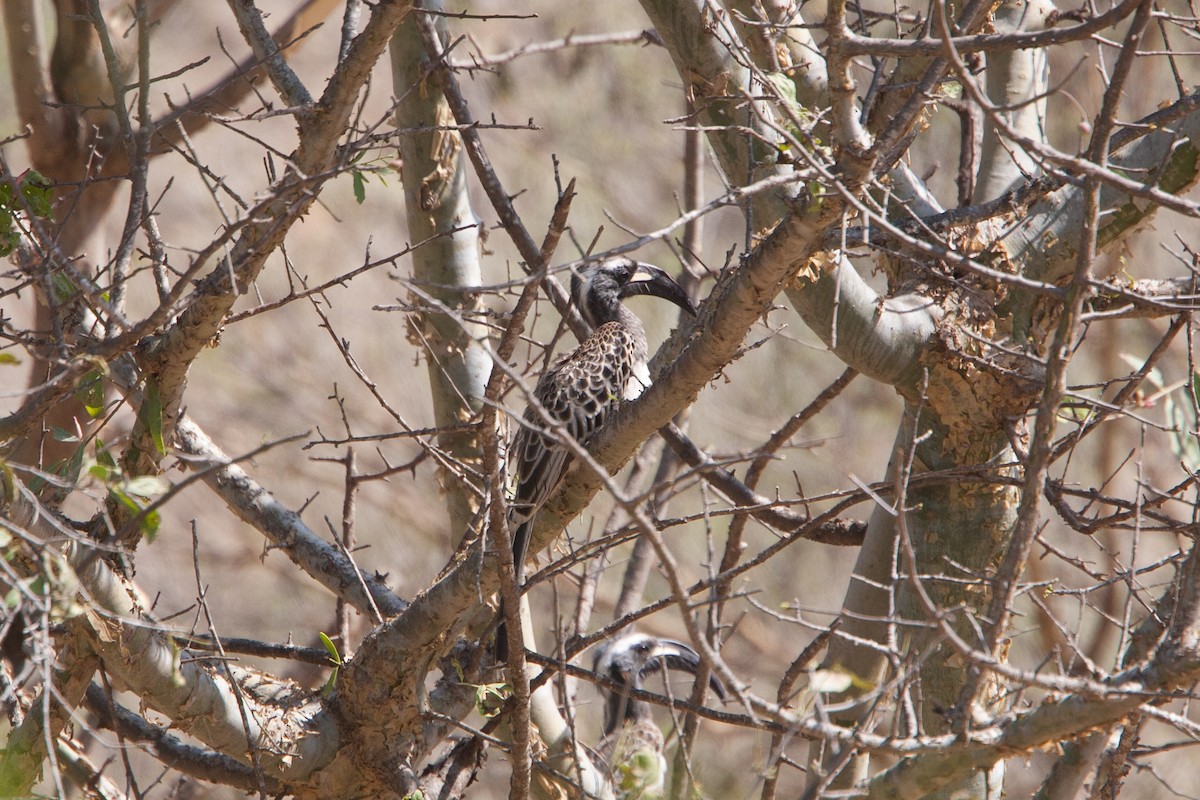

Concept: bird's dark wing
[[509, 322, 637, 571]]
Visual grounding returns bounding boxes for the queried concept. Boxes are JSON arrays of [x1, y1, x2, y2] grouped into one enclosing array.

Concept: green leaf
[[807, 179, 824, 210], [615, 750, 661, 794], [319, 633, 342, 695], [1062, 405, 1092, 423], [0, 352, 20, 366], [109, 486, 161, 541], [319, 631, 342, 665], [765, 72, 799, 107], [474, 682, 510, 718], [60, 441, 86, 485], [139, 379, 166, 455], [122, 475, 169, 498], [20, 170, 54, 221], [50, 426, 80, 443], [138, 505, 162, 540], [95, 439, 116, 468], [0, 226, 18, 258], [352, 171, 366, 204], [0, 171, 55, 257], [49, 272, 77, 303], [75, 370, 106, 418], [109, 486, 140, 514], [88, 463, 114, 482], [323, 666, 340, 696]]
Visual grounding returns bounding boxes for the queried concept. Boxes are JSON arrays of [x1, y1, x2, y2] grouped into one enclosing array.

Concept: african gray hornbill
[[496, 259, 696, 657], [592, 632, 725, 799]]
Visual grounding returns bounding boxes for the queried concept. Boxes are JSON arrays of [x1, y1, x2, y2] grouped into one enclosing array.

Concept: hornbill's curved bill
[[496, 259, 696, 659], [591, 632, 725, 796], [593, 632, 726, 733]]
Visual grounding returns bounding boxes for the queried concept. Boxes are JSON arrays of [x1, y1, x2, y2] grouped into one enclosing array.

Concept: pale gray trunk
[[973, 0, 1054, 202], [390, 6, 489, 539]]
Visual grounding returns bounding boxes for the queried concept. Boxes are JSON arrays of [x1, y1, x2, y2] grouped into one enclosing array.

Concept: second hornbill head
[[593, 633, 726, 734], [571, 257, 697, 329]]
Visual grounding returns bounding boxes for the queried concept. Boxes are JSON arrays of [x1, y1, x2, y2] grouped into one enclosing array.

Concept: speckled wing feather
[[509, 321, 638, 580]]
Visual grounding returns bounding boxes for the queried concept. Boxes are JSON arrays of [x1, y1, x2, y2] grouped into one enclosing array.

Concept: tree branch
[[174, 416, 406, 618]]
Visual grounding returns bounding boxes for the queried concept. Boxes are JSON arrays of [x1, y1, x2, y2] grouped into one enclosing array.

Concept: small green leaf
[[109, 486, 140, 514], [139, 509, 161, 539], [49, 272, 77, 303], [319, 633, 342, 695], [0, 171, 54, 256], [50, 426, 79, 443], [319, 631, 342, 665], [95, 439, 116, 468], [20, 170, 54, 221], [807, 180, 824, 210], [352, 171, 366, 204], [77, 370, 105, 418], [59, 442, 86, 485], [474, 682, 510, 718], [0, 352, 20, 365], [0, 226, 18, 258], [109, 486, 161, 541], [323, 667, 340, 696], [122, 475, 169, 498], [1062, 405, 1092, 422], [139, 379, 166, 455]]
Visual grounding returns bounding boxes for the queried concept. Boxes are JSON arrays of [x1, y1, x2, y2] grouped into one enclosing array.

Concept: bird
[[496, 258, 696, 659], [592, 633, 726, 799]]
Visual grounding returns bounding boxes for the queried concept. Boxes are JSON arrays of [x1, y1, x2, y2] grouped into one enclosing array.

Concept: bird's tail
[[494, 516, 534, 662], [494, 616, 510, 661]]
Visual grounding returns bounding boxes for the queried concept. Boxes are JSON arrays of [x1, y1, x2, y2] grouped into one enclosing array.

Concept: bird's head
[[593, 632, 726, 729], [571, 258, 696, 329]]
